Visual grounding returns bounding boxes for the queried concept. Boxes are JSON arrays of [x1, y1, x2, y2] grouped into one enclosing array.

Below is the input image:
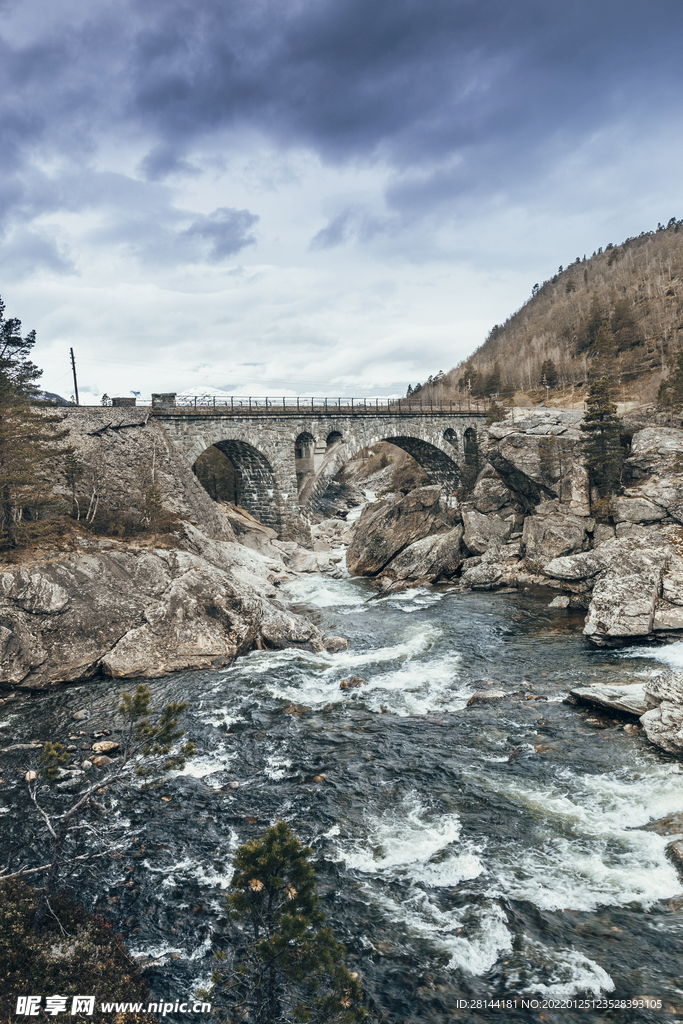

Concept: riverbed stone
[[381, 526, 464, 582], [568, 682, 653, 716], [466, 690, 506, 705]]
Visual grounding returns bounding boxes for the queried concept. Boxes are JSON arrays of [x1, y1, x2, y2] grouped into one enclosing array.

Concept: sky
[[1, 0, 682, 403]]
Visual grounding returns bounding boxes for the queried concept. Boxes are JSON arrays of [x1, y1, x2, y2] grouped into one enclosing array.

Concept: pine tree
[[540, 358, 558, 389], [580, 378, 624, 501], [0, 297, 68, 551], [212, 822, 365, 1023], [590, 322, 618, 381]]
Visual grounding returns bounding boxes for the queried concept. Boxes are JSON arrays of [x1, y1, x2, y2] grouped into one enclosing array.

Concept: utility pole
[[70, 348, 80, 406]]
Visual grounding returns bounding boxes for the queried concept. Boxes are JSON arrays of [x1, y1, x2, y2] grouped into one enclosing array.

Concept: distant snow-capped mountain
[[175, 387, 234, 406]]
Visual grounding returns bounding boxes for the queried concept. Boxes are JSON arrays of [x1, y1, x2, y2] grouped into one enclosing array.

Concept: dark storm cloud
[[1, 0, 682, 258], [184, 207, 259, 261], [123, 0, 683, 177]]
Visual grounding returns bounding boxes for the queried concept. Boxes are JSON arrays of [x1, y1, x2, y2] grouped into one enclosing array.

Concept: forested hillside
[[415, 218, 683, 406]]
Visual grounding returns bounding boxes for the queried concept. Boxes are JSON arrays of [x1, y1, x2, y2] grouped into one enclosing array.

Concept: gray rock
[[640, 702, 683, 755], [1, 528, 343, 688], [545, 534, 673, 645], [72, 710, 90, 721], [346, 486, 450, 576], [568, 682, 653, 716], [382, 526, 464, 582], [462, 510, 513, 555], [638, 671, 683, 755], [522, 511, 592, 562], [460, 561, 504, 590], [548, 595, 570, 608], [653, 600, 683, 631], [612, 496, 667, 523], [593, 523, 616, 547], [644, 670, 683, 706], [487, 425, 590, 514], [466, 690, 506, 706]]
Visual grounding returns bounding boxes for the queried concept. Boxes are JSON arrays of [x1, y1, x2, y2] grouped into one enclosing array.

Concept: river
[[3, 576, 683, 1022]]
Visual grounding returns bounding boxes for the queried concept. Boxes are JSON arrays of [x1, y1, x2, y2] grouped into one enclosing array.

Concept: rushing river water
[[3, 577, 683, 1022]]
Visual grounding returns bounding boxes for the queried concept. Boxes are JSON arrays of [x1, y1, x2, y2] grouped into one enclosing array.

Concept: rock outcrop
[[0, 525, 345, 689], [522, 504, 593, 562], [544, 532, 674, 645]]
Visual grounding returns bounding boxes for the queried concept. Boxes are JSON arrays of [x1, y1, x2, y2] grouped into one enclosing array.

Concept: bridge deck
[[150, 401, 489, 418]]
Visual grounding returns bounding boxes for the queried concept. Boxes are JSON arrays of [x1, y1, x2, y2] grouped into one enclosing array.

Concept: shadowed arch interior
[[206, 439, 281, 531], [382, 436, 461, 491]]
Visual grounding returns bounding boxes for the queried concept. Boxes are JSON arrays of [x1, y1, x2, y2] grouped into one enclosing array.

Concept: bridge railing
[[67, 395, 491, 414]]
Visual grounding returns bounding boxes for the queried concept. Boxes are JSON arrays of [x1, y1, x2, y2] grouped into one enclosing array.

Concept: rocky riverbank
[[0, 511, 346, 689], [342, 411, 683, 646]]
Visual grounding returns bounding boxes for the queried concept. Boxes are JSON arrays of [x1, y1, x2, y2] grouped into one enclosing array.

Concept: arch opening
[[306, 436, 461, 516], [193, 445, 238, 503], [443, 428, 458, 448], [194, 439, 281, 531], [295, 432, 317, 498], [326, 430, 343, 447]]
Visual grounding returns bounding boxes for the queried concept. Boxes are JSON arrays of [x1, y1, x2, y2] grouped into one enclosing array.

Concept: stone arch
[[301, 431, 462, 512], [443, 427, 458, 447], [195, 439, 282, 531], [295, 432, 315, 459], [326, 430, 343, 446]]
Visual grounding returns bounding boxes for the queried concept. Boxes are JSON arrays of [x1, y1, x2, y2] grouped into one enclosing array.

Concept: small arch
[[443, 428, 458, 447], [326, 430, 343, 447], [295, 431, 315, 460], [195, 438, 281, 531]]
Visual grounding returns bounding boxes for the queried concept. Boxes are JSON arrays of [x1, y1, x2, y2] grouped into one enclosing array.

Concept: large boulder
[[461, 509, 514, 555], [641, 672, 683, 755], [471, 465, 513, 514], [522, 510, 593, 562], [612, 495, 668, 524], [381, 526, 464, 582], [487, 416, 590, 515], [346, 486, 450, 576]]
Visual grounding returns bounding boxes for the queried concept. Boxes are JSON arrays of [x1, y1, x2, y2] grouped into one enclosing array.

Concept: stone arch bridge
[[154, 405, 487, 539]]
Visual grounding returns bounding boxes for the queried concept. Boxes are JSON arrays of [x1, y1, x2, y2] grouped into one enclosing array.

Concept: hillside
[[416, 217, 683, 408]]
